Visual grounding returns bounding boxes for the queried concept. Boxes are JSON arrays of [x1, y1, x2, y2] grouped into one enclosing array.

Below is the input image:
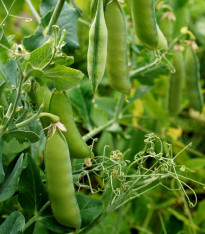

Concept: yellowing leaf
[[133, 99, 144, 126], [167, 127, 182, 141]]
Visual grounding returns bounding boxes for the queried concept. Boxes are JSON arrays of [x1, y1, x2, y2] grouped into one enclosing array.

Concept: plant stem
[[79, 174, 169, 234], [119, 114, 153, 120], [0, 72, 24, 137], [180, 190, 197, 234], [114, 205, 124, 234], [15, 107, 43, 129], [25, 0, 41, 23], [39, 112, 60, 122], [114, 94, 125, 123], [83, 119, 115, 142], [22, 215, 37, 232], [168, 33, 184, 52], [83, 94, 126, 142], [23, 201, 50, 232], [0, 0, 17, 26], [140, 209, 153, 234], [46, 0, 65, 35], [129, 58, 160, 78], [158, 212, 168, 234]]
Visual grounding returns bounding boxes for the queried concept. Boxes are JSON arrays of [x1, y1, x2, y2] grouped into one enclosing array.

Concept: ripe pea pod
[[131, 0, 168, 50], [35, 83, 52, 129], [167, 49, 184, 116], [87, 0, 108, 95], [105, 0, 131, 94], [49, 91, 92, 159], [44, 128, 81, 228], [185, 45, 204, 112]]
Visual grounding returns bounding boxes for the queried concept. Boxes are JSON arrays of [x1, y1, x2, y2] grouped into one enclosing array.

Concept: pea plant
[[0, 0, 205, 233]]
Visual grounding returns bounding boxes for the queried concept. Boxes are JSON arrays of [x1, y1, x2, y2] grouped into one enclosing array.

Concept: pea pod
[[87, 0, 108, 94], [49, 91, 91, 159], [167, 50, 184, 116], [35, 83, 52, 129], [159, 11, 175, 46], [105, 0, 131, 94], [131, 0, 168, 50], [185, 46, 204, 112], [44, 128, 81, 228]]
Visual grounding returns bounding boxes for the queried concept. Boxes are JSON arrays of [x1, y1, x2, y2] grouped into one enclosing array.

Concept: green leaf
[[2, 130, 40, 155], [123, 85, 152, 112], [40, 0, 80, 51], [76, 194, 103, 228], [0, 154, 24, 202], [142, 92, 166, 120], [90, 107, 108, 127], [0, 138, 5, 184], [5, 59, 17, 87], [23, 27, 49, 52], [184, 158, 205, 170], [0, 26, 10, 53], [26, 42, 53, 69], [96, 131, 114, 156], [53, 54, 74, 66], [67, 85, 93, 130], [33, 221, 50, 234], [167, 208, 199, 230], [19, 155, 48, 213], [38, 64, 84, 90], [94, 97, 117, 119], [23, 62, 45, 78], [131, 64, 169, 86], [0, 212, 25, 234], [194, 200, 205, 225]]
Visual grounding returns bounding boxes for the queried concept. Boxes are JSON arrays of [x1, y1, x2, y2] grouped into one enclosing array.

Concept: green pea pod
[[167, 50, 184, 116], [35, 83, 52, 129], [185, 46, 204, 112], [44, 129, 81, 228], [173, 0, 189, 38], [49, 91, 92, 159], [87, 0, 108, 95], [105, 0, 131, 94], [131, 0, 168, 50], [159, 11, 175, 46]]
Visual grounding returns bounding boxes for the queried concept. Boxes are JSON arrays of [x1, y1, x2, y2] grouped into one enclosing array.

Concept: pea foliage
[[0, 0, 205, 233]]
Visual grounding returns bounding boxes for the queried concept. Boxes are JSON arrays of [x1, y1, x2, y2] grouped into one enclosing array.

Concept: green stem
[[0, 72, 24, 137], [78, 18, 90, 26], [82, 94, 127, 142], [39, 112, 60, 122], [180, 190, 197, 234], [23, 201, 50, 232], [15, 106, 43, 129], [0, 0, 17, 26], [114, 94, 125, 123], [129, 58, 160, 78], [119, 114, 154, 120], [168, 33, 184, 52], [140, 209, 153, 234], [114, 206, 124, 234], [82, 119, 115, 142], [158, 212, 168, 234], [22, 215, 36, 233], [25, 0, 41, 23], [46, 0, 65, 35]]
